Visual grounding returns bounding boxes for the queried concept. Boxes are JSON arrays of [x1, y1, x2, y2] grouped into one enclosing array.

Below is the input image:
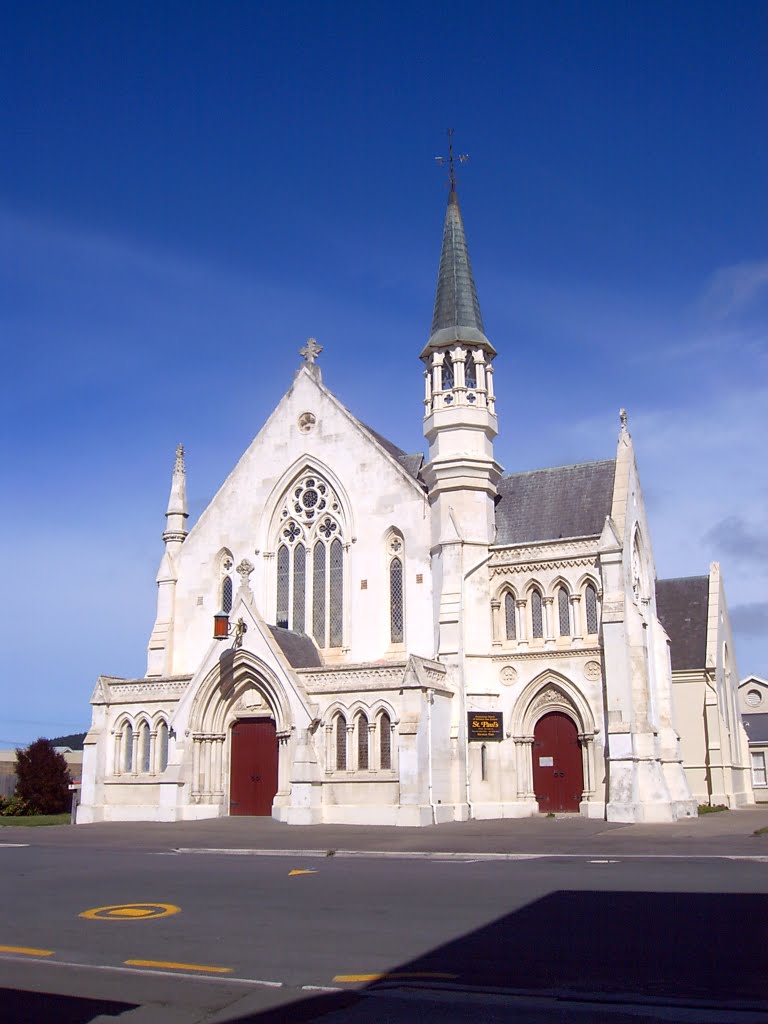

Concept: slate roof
[[742, 714, 768, 744], [494, 460, 616, 545], [655, 576, 710, 672], [267, 626, 324, 669], [430, 187, 485, 339]]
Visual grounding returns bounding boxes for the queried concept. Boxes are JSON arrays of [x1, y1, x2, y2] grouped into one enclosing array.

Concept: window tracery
[[274, 471, 345, 646]]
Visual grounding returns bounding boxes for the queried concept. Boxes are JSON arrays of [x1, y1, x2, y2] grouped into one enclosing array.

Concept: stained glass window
[[558, 587, 570, 636], [379, 712, 391, 770], [504, 592, 516, 640], [276, 545, 290, 629], [357, 714, 369, 770], [585, 584, 599, 634], [221, 575, 233, 614], [531, 589, 544, 638], [313, 542, 326, 645], [335, 714, 347, 770], [293, 544, 306, 633], [390, 557, 404, 643], [329, 538, 343, 647], [156, 721, 169, 772]]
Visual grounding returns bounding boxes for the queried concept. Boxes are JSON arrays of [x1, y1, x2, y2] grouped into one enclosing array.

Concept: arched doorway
[[229, 718, 279, 816], [532, 712, 583, 813]]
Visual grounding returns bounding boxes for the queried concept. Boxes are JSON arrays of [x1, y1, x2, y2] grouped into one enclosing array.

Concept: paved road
[[1, 834, 767, 1022]]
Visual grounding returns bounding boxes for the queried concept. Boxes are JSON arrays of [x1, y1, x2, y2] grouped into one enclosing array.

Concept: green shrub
[[15, 739, 71, 814]]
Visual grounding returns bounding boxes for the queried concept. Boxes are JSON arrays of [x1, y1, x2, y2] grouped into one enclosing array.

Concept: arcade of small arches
[[113, 714, 171, 776], [423, 345, 496, 414], [492, 578, 601, 645], [326, 705, 397, 774]]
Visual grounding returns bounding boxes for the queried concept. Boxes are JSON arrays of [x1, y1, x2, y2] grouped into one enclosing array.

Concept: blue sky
[[2, 2, 766, 744]]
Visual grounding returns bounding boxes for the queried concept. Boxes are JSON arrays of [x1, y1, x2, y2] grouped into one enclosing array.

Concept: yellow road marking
[[334, 971, 458, 982], [80, 903, 181, 921], [288, 869, 317, 876], [125, 959, 232, 974], [0, 945, 54, 957]]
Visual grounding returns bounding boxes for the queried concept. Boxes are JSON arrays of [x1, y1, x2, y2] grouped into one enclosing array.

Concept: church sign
[[468, 712, 503, 741]]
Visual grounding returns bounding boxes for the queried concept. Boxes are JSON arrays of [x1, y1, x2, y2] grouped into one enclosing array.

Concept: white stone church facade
[[78, 186, 752, 825]]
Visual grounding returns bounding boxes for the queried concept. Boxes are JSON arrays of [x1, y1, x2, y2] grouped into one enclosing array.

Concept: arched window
[[156, 720, 169, 772], [292, 543, 306, 633], [530, 588, 544, 638], [273, 472, 346, 647], [357, 713, 369, 770], [313, 541, 326, 644], [329, 538, 344, 647], [585, 583, 599, 634], [504, 591, 516, 640], [442, 355, 454, 390], [379, 711, 392, 770], [276, 545, 290, 629], [335, 714, 347, 771], [221, 575, 233, 614], [464, 353, 477, 389], [557, 587, 571, 637], [390, 557, 404, 643], [123, 723, 133, 773], [139, 722, 151, 773]]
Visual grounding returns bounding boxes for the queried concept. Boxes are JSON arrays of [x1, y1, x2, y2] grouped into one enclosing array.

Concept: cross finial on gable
[[300, 337, 323, 365]]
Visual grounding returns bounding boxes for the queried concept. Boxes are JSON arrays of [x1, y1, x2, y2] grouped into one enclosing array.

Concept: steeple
[[424, 186, 494, 356], [163, 443, 188, 546]]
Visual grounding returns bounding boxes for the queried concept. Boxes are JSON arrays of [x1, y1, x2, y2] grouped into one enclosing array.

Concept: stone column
[[516, 599, 528, 647], [491, 599, 501, 646], [570, 594, 583, 643], [192, 738, 201, 799], [543, 596, 556, 646]]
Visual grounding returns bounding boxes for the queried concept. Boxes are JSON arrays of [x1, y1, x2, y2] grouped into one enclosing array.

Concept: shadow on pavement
[[243, 889, 768, 1022], [0, 986, 136, 1023]]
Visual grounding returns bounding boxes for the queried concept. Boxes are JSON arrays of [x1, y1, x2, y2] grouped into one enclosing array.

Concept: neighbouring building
[[739, 675, 768, 804], [77, 182, 753, 825]]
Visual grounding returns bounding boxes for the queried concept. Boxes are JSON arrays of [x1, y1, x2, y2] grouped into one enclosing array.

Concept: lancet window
[[387, 531, 405, 644], [335, 713, 347, 771], [585, 583, 599, 635], [218, 550, 234, 614], [274, 472, 345, 647], [557, 586, 571, 637], [504, 591, 517, 640], [379, 711, 392, 770], [156, 720, 169, 772], [530, 588, 544, 639], [357, 713, 369, 770]]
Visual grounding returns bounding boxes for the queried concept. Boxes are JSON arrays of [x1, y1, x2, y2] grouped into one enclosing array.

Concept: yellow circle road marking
[[80, 903, 180, 921]]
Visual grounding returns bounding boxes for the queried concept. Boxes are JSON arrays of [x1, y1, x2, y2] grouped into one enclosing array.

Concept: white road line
[[0, 844, 29, 849], [0, 953, 283, 987], [301, 985, 343, 992], [173, 848, 768, 863]]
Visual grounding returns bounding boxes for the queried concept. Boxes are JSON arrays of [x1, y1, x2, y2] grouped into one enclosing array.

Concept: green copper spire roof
[[423, 186, 494, 357]]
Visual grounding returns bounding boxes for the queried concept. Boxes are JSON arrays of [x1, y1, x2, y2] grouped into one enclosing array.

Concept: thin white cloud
[[701, 260, 768, 320]]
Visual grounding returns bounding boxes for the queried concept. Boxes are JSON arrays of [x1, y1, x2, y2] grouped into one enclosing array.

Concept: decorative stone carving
[[584, 660, 602, 681], [297, 411, 316, 433], [236, 559, 255, 583], [531, 686, 568, 715], [234, 689, 264, 712], [499, 665, 518, 685]]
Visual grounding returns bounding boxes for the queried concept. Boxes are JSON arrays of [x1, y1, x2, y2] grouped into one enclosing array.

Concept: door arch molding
[[511, 669, 596, 739]]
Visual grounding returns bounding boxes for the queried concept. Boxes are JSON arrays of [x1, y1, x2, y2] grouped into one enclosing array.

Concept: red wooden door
[[229, 719, 278, 816], [532, 712, 583, 813]]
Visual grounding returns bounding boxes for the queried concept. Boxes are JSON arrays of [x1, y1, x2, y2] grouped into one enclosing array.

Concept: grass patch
[[754, 826, 768, 836], [698, 804, 729, 814], [0, 813, 70, 827]]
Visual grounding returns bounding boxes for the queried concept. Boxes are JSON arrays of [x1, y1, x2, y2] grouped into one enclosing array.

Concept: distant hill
[[48, 732, 87, 750]]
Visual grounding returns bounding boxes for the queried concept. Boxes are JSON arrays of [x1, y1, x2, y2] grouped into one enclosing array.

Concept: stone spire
[[422, 186, 495, 357], [163, 443, 188, 545]]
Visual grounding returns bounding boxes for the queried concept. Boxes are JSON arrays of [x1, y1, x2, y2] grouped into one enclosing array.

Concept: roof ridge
[[502, 458, 615, 480], [656, 575, 709, 584]]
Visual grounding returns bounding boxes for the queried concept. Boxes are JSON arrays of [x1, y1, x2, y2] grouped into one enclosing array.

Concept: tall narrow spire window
[[442, 356, 454, 391], [272, 471, 346, 646], [464, 352, 477, 388]]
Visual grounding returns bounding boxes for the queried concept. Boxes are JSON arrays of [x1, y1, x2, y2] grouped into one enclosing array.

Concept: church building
[[77, 182, 752, 825]]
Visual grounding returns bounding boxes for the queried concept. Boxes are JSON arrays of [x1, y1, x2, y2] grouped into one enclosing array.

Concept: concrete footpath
[[3, 805, 768, 856]]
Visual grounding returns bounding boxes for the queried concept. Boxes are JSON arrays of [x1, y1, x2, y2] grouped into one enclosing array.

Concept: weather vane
[[435, 128, 469, 190]]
